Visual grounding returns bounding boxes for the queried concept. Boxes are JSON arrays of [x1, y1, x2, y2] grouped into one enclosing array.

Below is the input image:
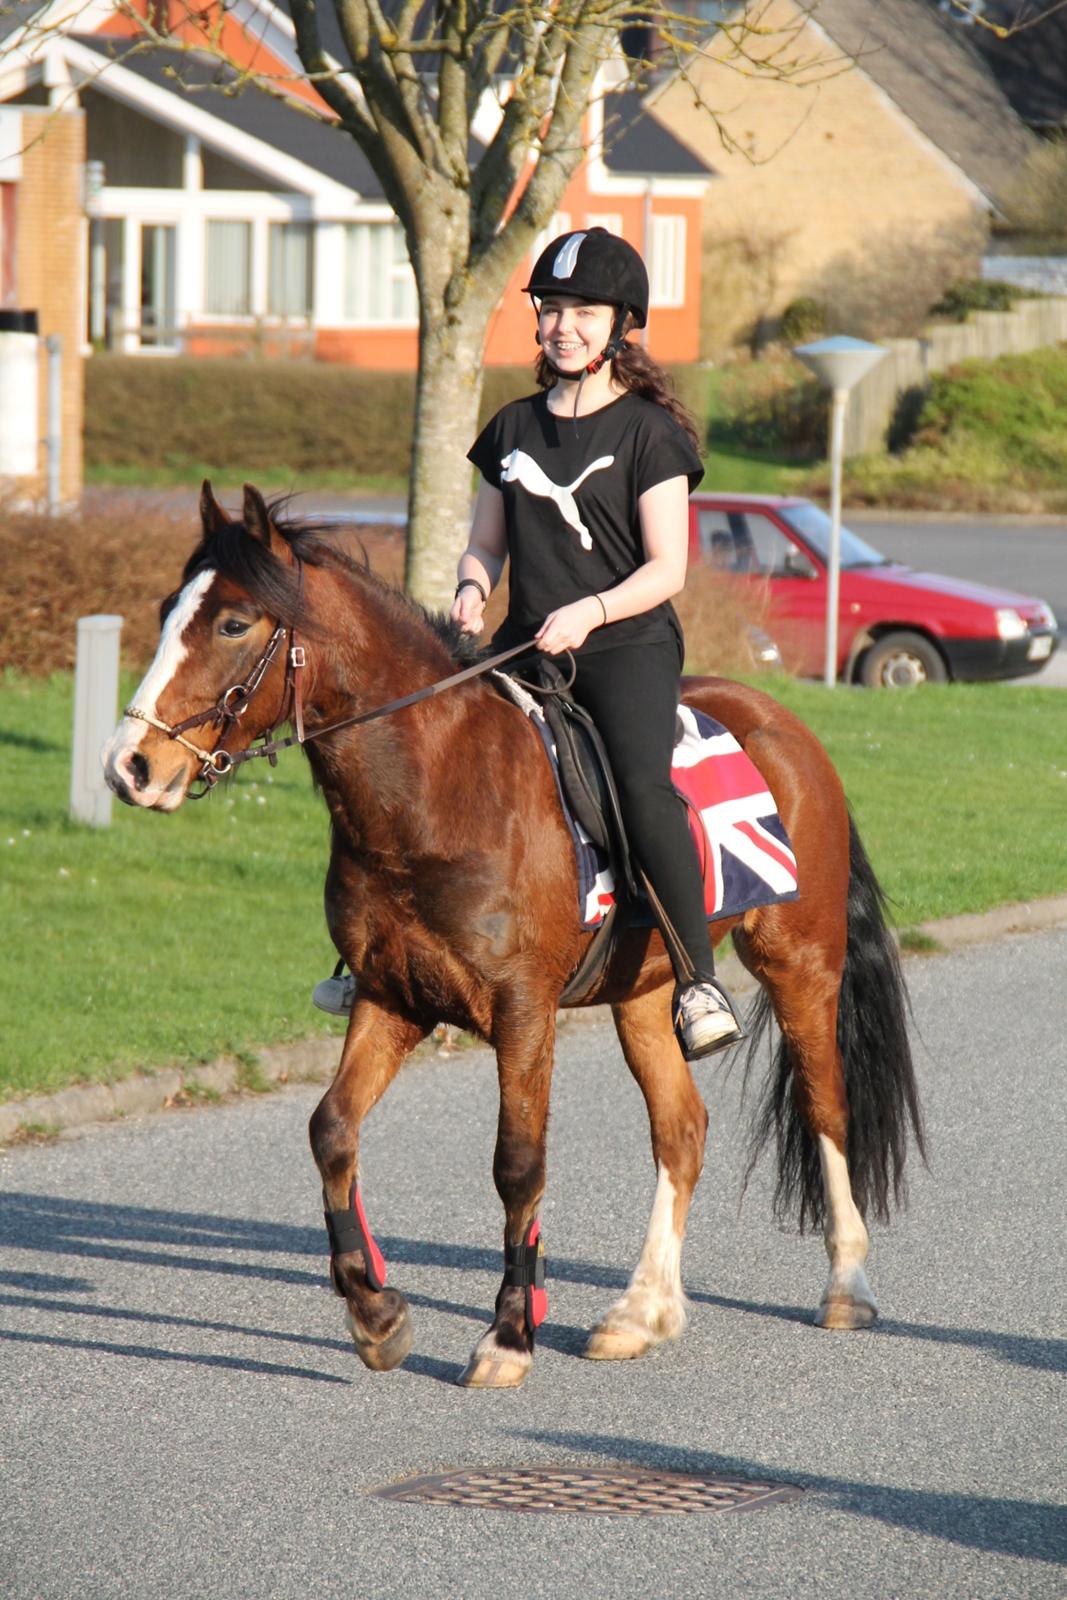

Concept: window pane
[[344, 222, 416, 323], [205, 220, 251, 315], [269, 222, 313, 316], [741, 514, 801, 577], [650, 214, 685, 308]]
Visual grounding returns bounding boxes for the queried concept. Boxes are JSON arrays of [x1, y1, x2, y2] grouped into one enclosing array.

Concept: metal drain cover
[[372, 1465, 803, 1517]]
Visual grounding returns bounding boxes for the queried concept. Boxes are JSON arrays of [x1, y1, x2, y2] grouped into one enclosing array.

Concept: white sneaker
[[311, 967, 357, 1016], [675, 981, 744, 1060]]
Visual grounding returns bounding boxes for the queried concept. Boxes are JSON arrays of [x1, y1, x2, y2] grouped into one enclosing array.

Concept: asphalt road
[[2, 929, 1064, 1599]]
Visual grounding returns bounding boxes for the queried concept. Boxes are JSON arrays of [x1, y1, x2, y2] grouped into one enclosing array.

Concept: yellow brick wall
[[16, 108, 84, 502], [653, 0, 987, 350]]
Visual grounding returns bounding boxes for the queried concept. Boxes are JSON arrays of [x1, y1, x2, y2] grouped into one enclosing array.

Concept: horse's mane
[[174, 497, 479, 667]]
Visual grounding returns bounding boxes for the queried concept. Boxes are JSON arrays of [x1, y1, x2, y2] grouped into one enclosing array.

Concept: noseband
[[124, 617, 305, 798]]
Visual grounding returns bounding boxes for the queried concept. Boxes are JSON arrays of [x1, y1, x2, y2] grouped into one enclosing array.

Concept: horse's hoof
[[583, 1323, 652, 1361], [457, 1351, 531, 1389], [347, 1308, 414, 1371], [815, 1295, 877, 1331]]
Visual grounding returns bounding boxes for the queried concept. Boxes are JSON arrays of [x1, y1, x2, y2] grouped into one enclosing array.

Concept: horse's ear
[[242, 483, 292, 566], [200, 479, 230, 535]]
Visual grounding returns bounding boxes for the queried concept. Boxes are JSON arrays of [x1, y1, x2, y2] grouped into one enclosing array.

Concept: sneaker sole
[[679, 1024, 745, 1062]]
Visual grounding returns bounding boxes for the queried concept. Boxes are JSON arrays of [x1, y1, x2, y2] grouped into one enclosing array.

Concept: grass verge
[[2, 672, 1065, 1101]]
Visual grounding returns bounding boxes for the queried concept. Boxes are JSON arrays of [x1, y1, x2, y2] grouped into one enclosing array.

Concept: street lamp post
[[793, 336, 888, 686]]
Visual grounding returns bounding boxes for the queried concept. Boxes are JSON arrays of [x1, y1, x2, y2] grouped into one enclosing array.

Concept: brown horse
[[103, 484, 924, 1388]]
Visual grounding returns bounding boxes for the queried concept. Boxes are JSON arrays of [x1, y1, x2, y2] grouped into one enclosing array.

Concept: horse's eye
[[220, 618, 251, 638]]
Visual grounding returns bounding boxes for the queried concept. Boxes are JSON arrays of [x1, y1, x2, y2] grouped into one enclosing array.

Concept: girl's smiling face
[[537, 295, 615, 374]]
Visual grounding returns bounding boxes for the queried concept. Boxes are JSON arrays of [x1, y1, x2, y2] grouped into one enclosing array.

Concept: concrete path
[[1, 929, 1064, 1599]]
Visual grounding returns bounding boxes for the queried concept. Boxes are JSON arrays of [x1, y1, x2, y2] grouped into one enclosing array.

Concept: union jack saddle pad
[[497, 675, 799, 930]]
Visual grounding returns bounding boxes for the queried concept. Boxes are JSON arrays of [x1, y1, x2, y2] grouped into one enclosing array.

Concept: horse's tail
[[744, 813, 927, 1230]]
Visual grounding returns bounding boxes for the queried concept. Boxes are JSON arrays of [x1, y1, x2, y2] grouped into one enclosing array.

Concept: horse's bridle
[[123, 563, 543, 797], [124, 619, 305, 797]]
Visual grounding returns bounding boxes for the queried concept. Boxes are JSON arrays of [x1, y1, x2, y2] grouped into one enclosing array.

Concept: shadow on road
[[515, 1429, 1067, 1564], [3, 1192, 1062, 1378]]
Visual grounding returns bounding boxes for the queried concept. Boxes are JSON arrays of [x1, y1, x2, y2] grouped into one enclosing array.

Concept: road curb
[[3, 895, 1066, 1148]]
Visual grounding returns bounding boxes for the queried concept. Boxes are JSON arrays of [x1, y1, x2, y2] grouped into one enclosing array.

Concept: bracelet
[[592, 593, 608, 625], [454, 577, 488, 604]]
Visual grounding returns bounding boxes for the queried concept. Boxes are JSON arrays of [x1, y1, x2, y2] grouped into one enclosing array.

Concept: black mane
[[175, 499, 479, 665]]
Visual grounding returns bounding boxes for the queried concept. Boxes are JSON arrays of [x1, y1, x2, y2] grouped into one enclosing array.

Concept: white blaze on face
[[103, 568, 215, 764]]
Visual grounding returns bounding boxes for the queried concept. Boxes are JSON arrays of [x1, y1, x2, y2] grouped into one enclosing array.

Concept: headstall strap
[[324, 1180, 387, 1294], [503, 1218, 547, 1333]]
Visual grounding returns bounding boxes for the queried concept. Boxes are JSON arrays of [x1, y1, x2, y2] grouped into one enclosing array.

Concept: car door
[[695, 507, 825, 674]]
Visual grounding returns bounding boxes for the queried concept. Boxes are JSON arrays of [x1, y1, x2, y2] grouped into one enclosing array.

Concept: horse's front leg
[[459, 997, 556, 1390], [585, 983, 708, 1360], [309, 999, 427, 1370]]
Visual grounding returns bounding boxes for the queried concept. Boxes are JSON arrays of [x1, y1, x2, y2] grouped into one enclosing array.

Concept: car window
[[742, 514, 816, 578], [779, 502, 888, 568]]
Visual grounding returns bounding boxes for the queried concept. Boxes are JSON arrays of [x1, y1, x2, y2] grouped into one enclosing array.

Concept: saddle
[[494, 659, 800, 1008]]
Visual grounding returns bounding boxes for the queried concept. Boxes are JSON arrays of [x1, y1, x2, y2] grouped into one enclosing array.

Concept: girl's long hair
[[534, 316, 702, 451]]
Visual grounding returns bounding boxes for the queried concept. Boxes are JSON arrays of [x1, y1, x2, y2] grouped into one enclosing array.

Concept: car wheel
[[859, 632, 948, 688]]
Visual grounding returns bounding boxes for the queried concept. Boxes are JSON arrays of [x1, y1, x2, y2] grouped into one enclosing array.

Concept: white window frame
[[649, 214, 686, 309], [530, 212, 572, 270], [341, 220, 418, 327], [585, 212, 623, 237]]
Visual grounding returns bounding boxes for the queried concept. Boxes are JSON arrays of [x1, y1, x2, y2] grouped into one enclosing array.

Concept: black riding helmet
[[524, 227, 649, 382]]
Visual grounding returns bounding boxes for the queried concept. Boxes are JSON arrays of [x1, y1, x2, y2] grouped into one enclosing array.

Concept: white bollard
[[71, 614, 123, 827]]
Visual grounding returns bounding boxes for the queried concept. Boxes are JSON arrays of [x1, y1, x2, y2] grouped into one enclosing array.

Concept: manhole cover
[[371, 1466, 803, 1517]]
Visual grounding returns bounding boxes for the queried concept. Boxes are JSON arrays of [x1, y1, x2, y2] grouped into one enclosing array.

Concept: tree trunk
[[404, 305, 494, 611]]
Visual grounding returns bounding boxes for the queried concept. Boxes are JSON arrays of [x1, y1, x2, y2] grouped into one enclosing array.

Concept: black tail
[[744, 814, 927, 1230]]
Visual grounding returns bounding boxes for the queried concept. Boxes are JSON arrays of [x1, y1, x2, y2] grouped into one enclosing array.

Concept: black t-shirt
[[467, 389, 704, 655]]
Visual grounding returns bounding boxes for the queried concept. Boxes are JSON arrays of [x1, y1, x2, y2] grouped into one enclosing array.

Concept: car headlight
[[995, 608, 1028, 641], [1035, 602, 1058, 631]]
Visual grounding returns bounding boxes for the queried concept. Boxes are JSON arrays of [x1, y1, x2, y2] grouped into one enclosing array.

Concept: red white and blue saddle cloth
[[497, 676, 799, 929]]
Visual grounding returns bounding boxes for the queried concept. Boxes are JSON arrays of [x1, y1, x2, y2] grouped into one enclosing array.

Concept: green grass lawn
[[2, 672, 1065, 1100]]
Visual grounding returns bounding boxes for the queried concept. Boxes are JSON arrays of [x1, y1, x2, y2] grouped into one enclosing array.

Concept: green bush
[[926, 278, 1038, 322], [709, 356, 825, 458], [778, 297, 826, 344], [85, 356, 714, 478]]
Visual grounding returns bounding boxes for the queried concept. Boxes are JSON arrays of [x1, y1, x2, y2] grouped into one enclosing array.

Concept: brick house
[[0, 1, 713, 370], [0, 101, 83, 502], [648, 0, 1038, 347]]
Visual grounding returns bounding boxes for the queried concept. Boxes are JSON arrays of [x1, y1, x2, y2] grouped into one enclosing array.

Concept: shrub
[[85, 355, 713, 479], [709, 353, 826, 458], [778, 297, 826, 345], [1000, 137, 1067, 239], [0, 502, 403, 676], [927, 278, 1036, 322]]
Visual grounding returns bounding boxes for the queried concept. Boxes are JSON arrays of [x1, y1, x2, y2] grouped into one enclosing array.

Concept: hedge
[[85, 355, 715, 477]]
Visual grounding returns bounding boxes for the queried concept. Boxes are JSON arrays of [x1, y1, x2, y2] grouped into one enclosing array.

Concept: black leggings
[[569, 639, 716, 987]]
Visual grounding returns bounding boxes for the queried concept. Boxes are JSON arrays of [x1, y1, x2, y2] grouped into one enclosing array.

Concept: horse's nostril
[[129, 751, 150, 792]]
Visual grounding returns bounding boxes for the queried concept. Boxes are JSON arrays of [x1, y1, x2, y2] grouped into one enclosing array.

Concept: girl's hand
[[451, 586, 486, 635], [536, 597, 603, 656]]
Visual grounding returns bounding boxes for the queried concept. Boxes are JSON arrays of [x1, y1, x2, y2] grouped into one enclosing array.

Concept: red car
[[689, 495, 1060, 686]]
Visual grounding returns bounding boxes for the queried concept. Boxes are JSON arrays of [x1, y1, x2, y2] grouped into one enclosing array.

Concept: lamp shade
[[793, 335, 887, 393]]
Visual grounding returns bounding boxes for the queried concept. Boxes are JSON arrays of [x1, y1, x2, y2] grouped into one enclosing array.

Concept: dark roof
[[0, 1, 44, 46], [953, 2, 1067, 128], [803, 0, 1036, 209], [601, 89, 716, 177], [69, 34, 383, 195]]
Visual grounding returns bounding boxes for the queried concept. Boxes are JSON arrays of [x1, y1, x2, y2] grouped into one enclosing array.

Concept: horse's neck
[[300, 568, 467, 856]]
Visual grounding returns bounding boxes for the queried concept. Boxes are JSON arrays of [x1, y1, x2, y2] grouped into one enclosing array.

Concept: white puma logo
[[499, 449, 615, 550]]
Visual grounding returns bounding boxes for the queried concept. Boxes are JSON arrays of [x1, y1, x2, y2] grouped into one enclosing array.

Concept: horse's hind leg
[[309, 1000, 427, 1370], [459, 997, 556, 1390], [585, 984, 708, 1361], [734, 916, 876, 1330]]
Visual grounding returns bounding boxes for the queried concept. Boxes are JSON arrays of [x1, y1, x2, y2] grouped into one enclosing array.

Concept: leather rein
[[123, 575, 539, 798]]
